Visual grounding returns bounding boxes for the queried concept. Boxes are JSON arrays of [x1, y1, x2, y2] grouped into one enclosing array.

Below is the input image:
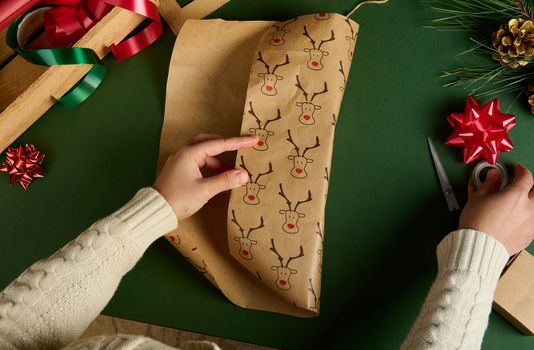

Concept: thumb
[[202, 169, 249, 197], [509, 164, 534, 194], [475, 168, 502, 196]]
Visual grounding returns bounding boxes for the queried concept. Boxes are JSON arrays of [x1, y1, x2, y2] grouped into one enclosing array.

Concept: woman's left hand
[[154, 134, 257, 221]]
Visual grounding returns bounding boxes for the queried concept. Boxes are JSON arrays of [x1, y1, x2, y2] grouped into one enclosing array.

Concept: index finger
[[191, 135, 259, 159]]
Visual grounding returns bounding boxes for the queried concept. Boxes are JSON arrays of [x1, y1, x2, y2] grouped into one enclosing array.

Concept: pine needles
[[423, 0, 534, 97]]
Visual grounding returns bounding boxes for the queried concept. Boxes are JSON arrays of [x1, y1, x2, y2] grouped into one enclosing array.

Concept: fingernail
[[487, 169, 498, 179], [235, 170, 249, 184]]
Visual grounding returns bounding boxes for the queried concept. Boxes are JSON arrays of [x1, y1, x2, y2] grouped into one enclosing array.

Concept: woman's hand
[[459, 164, 534, 255], [153, 134, 257, 221]]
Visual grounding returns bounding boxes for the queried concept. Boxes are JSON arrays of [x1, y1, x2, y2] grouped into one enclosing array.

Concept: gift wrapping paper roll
[[227, 13, 357, 313], [159, 13, 359, 317]]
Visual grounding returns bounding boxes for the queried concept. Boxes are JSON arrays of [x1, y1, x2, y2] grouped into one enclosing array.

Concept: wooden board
[[494, 250, 534, 336], [159, 0, 230, 34], [0, 1, 158, 154]]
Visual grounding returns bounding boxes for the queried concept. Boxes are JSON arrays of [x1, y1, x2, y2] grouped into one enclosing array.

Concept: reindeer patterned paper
[[227, 13, 358, 314]]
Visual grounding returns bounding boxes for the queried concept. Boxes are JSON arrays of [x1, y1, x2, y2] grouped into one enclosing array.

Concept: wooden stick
[[0, 1, 158, 154]]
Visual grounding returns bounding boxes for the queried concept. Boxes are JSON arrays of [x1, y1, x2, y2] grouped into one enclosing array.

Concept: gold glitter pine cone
[[492, 18, 534, 68]]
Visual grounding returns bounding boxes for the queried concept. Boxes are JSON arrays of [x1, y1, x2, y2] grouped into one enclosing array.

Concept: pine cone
[[527, 82, 534, 114], [492, 18, 534, 68]]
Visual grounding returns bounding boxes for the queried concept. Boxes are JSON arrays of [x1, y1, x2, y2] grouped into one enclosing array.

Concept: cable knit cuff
[[112, 187, 178, 245], [437, 229, 509, 287]]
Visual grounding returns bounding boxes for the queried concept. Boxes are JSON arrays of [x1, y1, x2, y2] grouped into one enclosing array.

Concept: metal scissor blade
[[427, 137, 460, 211]]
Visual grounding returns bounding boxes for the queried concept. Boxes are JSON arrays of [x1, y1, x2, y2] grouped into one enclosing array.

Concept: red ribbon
[[445, 97, 515, 164], [41, 0, 161, 61], [0, 145, 45, 189]]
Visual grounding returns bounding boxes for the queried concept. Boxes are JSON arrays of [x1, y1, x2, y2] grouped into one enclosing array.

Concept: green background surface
[[1, 0, 533, 349]]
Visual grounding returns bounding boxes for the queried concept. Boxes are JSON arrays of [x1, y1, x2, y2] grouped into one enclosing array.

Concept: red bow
[[445, 97, 515, 164], [0, 145, 45, 189]]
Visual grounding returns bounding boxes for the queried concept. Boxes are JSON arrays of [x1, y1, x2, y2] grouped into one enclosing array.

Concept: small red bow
[[0, 145, 45, 189]]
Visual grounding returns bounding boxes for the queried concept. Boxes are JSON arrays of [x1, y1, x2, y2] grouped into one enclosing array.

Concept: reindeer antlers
[[263, 109, 282, 129], [239, 155, 252, 180], [294, 190, 312, 212], [231, 210, 245, 237], [278, 183, 292, 210], [311, 82, 328, 102], [248, 217, 265, 237], [271, 54, 290, 74], [303, 26, 316, 48], [248, 102, 281, 129], [258, 52, 290, 74], [304, 27, 336, 50], [345, 17, 355, 39], [295, 75, 309, 101], [247, 101, 262, 129], [255, 162, 273, 183], [302, 136, 320, 157], [257, 51, 270, 73], [285, 245, 304, 267], [318, 30, 335, 50], [270, 239, 305, 268], [270, 239, 284, 267], [286, 130, 300, 156], [288, 130, 320, 157]]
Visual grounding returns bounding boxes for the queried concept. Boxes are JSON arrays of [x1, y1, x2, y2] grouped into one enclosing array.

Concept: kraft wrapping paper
[[158, 13, 357, 317]]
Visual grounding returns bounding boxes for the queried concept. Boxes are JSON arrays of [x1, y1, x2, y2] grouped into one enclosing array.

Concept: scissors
[[427, 137, 460, 211]]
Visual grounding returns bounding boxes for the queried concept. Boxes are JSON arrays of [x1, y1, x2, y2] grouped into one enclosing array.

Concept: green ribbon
[[6, 8, 106, 108]]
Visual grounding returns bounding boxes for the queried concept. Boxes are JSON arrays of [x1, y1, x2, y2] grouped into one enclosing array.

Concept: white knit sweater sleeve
[[0, 187, 177, 350], [401, 229, 509, 350]]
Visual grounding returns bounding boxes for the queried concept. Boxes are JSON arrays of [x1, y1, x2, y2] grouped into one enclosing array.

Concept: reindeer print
[[339, 61, 347, 92], [230, 210, 264, 260], [302, 26, 335, 70], [314, 13, 330, 20], [295, 75, 328, 125], [278, 183, 313, 233], [308, 278, 321, 311], [269, 18, 297, 46], [286, 130, 320, 179], [247, 101, 282, 151], [257, 51, 290, 96], [239, 156, 273, 205], [186, 257, 216, 284], [316, 222, 324, 273], [345, 17, 358, 59], [270, 238, 305, 290]]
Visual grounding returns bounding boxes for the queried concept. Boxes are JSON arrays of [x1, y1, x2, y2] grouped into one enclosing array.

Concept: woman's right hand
[[459, 164, 534, 255]]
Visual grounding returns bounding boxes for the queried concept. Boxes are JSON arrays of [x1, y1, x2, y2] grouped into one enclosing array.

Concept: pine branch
[[515, 0, 534, 20]]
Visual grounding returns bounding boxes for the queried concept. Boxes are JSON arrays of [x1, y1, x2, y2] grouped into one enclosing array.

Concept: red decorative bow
[[4, 0, 161, 61], [445, 97, 515, 164], [0, 145, 45, 189]]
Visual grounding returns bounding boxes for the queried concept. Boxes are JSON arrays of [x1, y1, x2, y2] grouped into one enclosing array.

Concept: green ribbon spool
[[6, 7, 106, 108]]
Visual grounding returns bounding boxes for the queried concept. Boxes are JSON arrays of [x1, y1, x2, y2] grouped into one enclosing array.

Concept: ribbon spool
[[471, 161, 509, 191]]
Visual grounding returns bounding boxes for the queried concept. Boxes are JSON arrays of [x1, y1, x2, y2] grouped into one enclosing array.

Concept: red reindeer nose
[[350, 50, 353, 57], [273, 38, 281, 43], [303, 115, 311, 120], [287, 224, 295, 229], [319, 12, 326, 16], [248, 195, 256, 201], [279, 280, 287, 286], [295, 168, 303, 174], [170, 236, 175, 242], [266, 85, 273, 91], [257, 140, 264, 146], [311, 61, 319, 67], [242, 250, 249, 256]]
